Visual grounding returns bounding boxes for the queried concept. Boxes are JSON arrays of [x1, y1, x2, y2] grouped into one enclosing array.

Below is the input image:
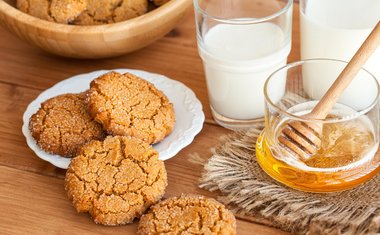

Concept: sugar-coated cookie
[[29, 93, 105, 157], [87, 71, 175, 144], [65, 135, 167, 225], [17, 0, 148, 25], [138, 194, 236, 234]]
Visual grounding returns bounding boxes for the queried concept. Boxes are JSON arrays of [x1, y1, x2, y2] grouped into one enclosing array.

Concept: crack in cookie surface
[[17, 0, 148, 25], [138, 194, 236, 235], [65, 136, 167, 225], [87, 71, 175, 144], [29, 93, 105, 157]]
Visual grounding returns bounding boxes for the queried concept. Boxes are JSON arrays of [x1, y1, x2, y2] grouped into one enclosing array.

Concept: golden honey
[[259, 59, 380, 192], [256, 117, 380, 192]]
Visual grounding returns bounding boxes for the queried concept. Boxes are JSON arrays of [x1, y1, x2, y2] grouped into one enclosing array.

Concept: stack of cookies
[[29, 71, 176, 158], [17, 0, 171, 25], [29, 71, 174, 224], [29, 71, 236, 233]]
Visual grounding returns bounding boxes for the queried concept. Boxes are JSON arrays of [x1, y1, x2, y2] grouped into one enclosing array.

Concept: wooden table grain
[[0, 3, 300, 235]]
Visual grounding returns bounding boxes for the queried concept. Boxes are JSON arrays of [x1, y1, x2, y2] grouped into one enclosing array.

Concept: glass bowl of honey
[[256, 59, 380, 192]]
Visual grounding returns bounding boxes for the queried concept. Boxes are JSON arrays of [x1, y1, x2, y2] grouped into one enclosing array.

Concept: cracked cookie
[[87, 71, 175, 144], [29, 93, 105, 158], [137, 194, 236, 235], [65, 135, 167, 225], [17, 0, 148, 25], [73, 0, 148, 25], [17, 0, 87, 24]]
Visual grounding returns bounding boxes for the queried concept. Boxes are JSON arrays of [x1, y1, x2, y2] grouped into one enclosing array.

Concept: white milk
[[301, 0, 380, 78], [301, 0, 380, 110], [199, 23, 291, 120]]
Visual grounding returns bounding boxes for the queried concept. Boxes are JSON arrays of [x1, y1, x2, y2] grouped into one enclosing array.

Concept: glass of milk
[[300, 0, 380, 101], [193, 0, 293, 129]]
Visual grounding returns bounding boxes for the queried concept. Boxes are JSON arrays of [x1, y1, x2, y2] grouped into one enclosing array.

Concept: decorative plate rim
[[22, 69, 205, 169]]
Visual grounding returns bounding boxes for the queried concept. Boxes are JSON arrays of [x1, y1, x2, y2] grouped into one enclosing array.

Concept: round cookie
[[87, 71, 175, 144], [17, 0, 87, 24], [17, 0, 147, 25], [137, 194, 236, 235], [73, 0, 148, 25], [29, 93, 105, 158], [65, 136, 167, 225]]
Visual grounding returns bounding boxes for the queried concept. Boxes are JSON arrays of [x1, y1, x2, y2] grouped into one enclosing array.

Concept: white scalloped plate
[[22, 69, 205, 169]]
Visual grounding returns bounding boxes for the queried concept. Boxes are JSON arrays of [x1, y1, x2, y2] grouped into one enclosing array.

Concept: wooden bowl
[[0, 0, 192, 58]]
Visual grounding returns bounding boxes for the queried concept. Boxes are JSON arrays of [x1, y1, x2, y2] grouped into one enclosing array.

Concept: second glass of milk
[[300, 0, 380, 102], [193, 0, 293, 129]]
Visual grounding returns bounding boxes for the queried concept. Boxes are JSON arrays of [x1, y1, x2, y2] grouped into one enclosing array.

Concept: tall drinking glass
[[300, 0, 380, 88], [194, 0, 293, 129]]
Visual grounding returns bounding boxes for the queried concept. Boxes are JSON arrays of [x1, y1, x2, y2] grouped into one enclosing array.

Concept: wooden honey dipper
[[279, 21, 380, 161]]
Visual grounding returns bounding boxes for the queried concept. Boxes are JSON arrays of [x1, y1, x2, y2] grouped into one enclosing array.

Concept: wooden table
[[0, 3, 300, 235]]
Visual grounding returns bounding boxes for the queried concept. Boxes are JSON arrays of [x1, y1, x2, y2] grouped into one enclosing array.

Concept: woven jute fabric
[[196, 123, 380, 235]]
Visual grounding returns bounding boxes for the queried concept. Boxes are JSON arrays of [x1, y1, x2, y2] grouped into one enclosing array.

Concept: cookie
[[73, 0, 148, 25], [151, 0, 170, 6], [17, 0, 87, 24], [17, 0, 148, 25], [87, 71, 175, 144], [65, 135, 167, 225], [29, 93, 105, 158], [137, 194, 236, 235]]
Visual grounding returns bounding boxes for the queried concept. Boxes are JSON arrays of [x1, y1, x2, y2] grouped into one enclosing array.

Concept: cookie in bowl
[[73, 0, 148, 25], [0, 0, 192, 58], [65, 135, 168, 225], [17, 0, 86, 24], [29, 93, 105, 158], [17, 0, 148, 25], [87, 71, 176, 144]]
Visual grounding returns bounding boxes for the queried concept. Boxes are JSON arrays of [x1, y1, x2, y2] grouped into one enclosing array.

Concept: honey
[[259, 59, 380, 192], [256, 114, 380, 192]]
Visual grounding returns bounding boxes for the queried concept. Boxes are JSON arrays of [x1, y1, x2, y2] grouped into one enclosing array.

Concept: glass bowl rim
[[263, 58, 380, 124], [193, 0, 293, 25]]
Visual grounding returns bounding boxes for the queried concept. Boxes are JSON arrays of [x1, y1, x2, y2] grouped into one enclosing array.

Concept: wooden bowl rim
[[0, 0, 192, 34]]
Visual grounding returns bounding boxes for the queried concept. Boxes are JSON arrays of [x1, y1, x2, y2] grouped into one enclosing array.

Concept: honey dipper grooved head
[[279, 121, 322, 160]]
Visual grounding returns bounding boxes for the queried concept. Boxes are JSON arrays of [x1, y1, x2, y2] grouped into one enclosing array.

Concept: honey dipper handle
[[308, 21, 380, 119]]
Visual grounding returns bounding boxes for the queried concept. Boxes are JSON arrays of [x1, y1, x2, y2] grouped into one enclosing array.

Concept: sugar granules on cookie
[[87, 71, 175, 144], [138, 194, 236, 234], [29, 93, 105, 157], [65, 135, 168, 225], [17, 0, 148, 25]]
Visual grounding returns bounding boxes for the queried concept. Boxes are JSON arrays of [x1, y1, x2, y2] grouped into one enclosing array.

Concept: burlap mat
[[194, 123, 380, 235]]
